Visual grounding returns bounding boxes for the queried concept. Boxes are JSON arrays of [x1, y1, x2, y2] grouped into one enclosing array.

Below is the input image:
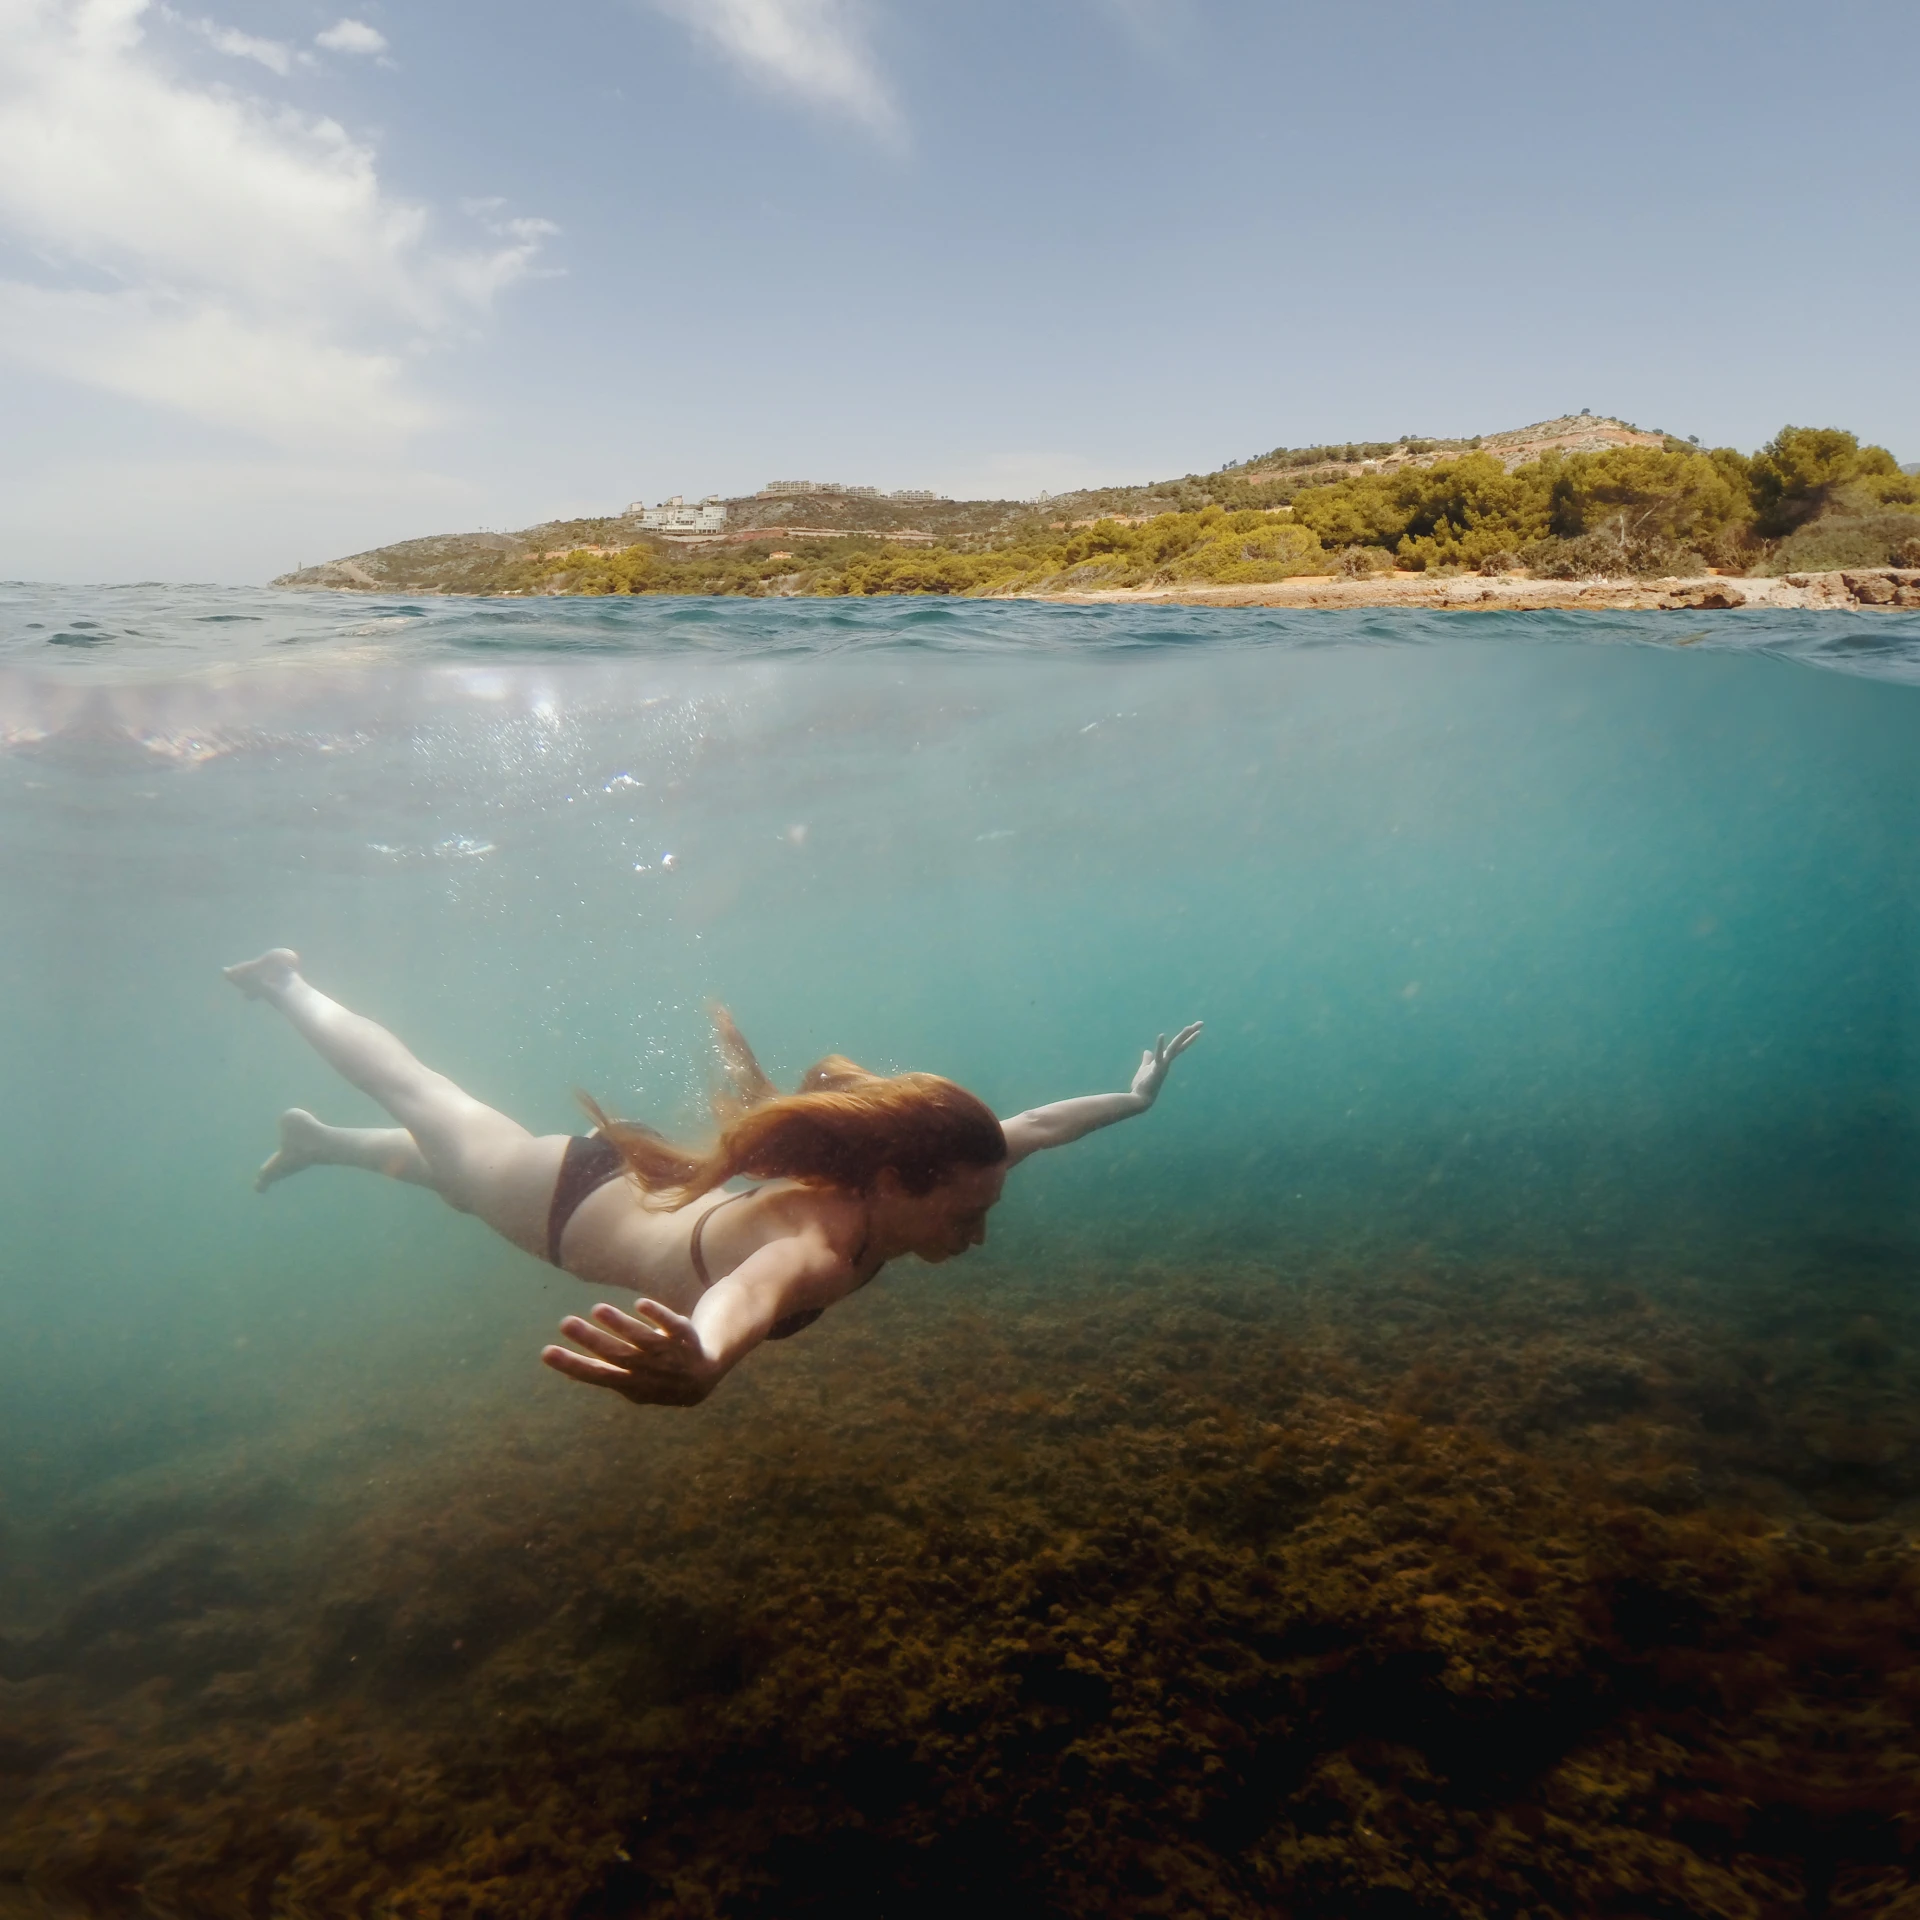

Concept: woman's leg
[[255, 1108, 435, 1193], [225, 949, 563, 1252]]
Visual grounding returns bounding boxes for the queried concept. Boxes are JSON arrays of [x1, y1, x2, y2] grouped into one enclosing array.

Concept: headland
[[274, 416, 1920, 606]]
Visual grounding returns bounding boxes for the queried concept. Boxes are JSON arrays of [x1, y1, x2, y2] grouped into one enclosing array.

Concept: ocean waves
[[5, 582, 1920, 696]]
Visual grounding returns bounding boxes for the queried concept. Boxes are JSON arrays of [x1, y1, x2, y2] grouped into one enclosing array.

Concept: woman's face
[[898, 1162, 1007, 1262]]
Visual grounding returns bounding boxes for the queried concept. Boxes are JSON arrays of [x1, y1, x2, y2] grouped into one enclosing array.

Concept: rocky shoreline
[[270, 566, 1920, 611], [1019, 566, 1920, 615]]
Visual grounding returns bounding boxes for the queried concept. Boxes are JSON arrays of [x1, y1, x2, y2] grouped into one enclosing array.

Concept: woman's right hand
[[1129, 1022, 1203, 1105], [541, 1299, 721, 1407]]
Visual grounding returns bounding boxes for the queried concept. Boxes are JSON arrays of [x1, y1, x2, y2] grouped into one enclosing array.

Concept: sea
[[2, 584, 1917, 1920]]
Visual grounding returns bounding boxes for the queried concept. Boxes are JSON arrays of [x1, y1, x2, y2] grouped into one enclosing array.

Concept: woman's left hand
[[1130, 1022, 1203, 1104], [541, 1299, 721, 1407]]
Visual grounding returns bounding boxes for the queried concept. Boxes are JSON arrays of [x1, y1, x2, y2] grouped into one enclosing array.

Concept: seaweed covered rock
[[2, 1258, 1917, 1917]]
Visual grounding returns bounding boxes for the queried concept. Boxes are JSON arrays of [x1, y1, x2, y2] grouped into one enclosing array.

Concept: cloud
[[314, 17, 386, 56], [462, 196, 562, 254], [650, 0, 900, 141], [199, 22, 293, 73], [0, 282, 437, 441], [0, 0, 543, 446], [155, 9, 306, 75]]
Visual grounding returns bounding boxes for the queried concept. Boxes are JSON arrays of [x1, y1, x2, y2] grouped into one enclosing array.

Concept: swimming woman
[[225, 949, 1200, 1408]]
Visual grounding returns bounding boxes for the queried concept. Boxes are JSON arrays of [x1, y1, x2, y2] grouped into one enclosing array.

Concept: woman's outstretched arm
[[998, 1023, 1202, 1168], [540, 1237, 846, 1407]]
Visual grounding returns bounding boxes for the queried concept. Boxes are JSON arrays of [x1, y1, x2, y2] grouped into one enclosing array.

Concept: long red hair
[[581, 1006, 1006, 1209]]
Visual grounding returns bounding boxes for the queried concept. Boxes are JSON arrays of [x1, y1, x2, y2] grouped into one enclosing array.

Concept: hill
[[272, 417, 1920, 599], [272, 490, 1040, 596]]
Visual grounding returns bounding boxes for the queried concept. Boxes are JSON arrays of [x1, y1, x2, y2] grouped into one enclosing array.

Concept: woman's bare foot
[[224, 948, 301, 1002], [255, 1107, 329, 1192]]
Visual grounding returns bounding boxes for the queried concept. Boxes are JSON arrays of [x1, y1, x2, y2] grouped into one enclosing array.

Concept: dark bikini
[[544, 1135, 872, 1340], [545, 1133, 626, 1265]]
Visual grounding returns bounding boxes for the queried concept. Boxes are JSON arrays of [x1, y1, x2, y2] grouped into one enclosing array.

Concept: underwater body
[[1, 586, 1918, 1919]]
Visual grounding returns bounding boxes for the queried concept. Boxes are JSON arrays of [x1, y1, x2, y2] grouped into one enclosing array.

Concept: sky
[[1, 0, 1916, 583]]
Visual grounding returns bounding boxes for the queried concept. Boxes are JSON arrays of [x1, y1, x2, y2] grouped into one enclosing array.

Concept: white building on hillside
[[627, 494, 728, 532]]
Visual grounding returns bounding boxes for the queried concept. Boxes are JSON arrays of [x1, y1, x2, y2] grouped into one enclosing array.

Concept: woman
[[225, 949, 1201, 1408]]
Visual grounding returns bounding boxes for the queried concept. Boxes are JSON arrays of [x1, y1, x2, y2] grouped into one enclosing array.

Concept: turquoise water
[[3, 585, 1919, 1916], [3, 585, 1917, 1513]]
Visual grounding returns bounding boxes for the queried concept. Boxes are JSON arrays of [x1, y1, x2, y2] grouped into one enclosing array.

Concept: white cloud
[[0, 283, 437, 440], [651, 0, 900, 141], [155, 8, 307, 75], [463, 196, 562, 251], [0, 0, 544, 446], [199, 21, 293, 73], [314, 17, 386, 56]]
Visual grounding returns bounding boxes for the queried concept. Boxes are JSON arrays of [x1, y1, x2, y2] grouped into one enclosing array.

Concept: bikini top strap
[[688, 1188, 753, 1290], [687, 1190, 877, 1293]]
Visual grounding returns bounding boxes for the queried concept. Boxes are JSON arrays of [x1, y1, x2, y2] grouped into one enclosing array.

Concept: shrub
[[1520, 532, 1704, 580], [1476, 551, 1522, 576], [511, 545, 658, 595], [1698, 524, 1763, 576], [1336, 545, 1396, 577], [1172, 520, 1325, 584], [1759, 510, 1920, 574]]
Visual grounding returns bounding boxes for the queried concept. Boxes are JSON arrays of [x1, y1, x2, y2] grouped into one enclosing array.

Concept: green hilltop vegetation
[[274, 420, 1920, 600]]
